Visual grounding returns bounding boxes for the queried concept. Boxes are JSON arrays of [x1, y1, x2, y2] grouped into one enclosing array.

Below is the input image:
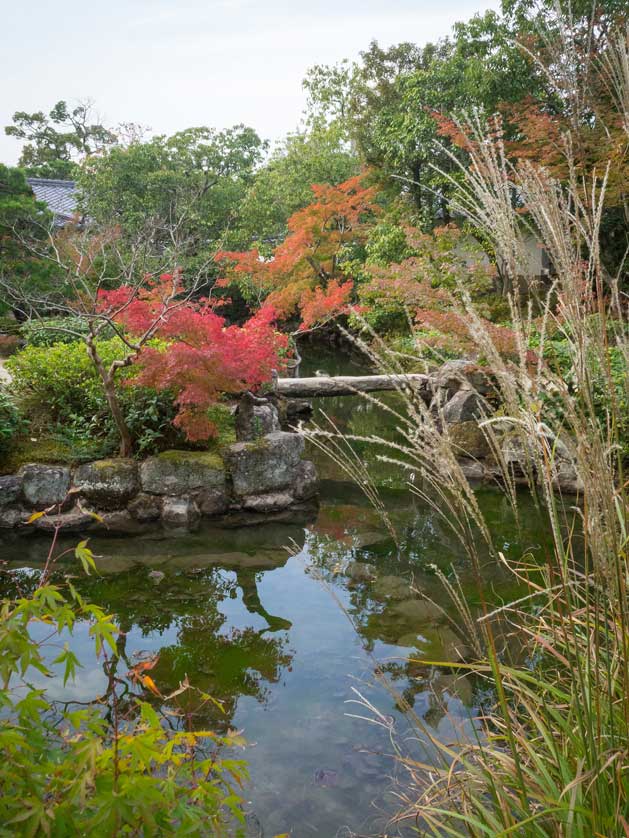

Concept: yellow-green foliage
[[0, 536, 247, 835]]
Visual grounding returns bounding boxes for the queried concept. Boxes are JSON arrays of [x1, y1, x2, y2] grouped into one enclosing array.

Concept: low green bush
[[7, 338, 128, 428], [5, 338, 229, 458], [7, 339, 179, 455], [0, 386, 23, 454]]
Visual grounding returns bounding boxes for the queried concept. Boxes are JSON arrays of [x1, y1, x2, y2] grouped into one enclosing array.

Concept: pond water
[[0, 346, 551, 837]]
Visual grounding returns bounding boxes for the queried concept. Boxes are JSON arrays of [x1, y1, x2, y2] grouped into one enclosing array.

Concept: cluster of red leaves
[[98, 275, 288, 441], [218, 173, 378, 327], [298, 279, 354, 331]]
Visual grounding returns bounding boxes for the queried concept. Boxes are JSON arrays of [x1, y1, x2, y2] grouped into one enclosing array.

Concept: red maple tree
[[98, 273, 288, 442]]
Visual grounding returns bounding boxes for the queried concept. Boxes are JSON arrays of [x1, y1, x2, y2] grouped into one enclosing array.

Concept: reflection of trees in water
[[0, 562, 294, 735], [304, 526, 480, 727], [95, 566, 294, 732]]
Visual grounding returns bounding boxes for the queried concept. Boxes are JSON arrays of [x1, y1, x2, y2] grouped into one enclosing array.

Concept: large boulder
[[140, 450, 225, 496], [73, 458, 139, 509], [226, 432, 305, 496], [458, 458, 486, 483], [0, 475, 22, 507], [499, 430, 583, 493], [20, 464, 70, 508], [448, 421, 490, 459], [433, 360, 493, 399]]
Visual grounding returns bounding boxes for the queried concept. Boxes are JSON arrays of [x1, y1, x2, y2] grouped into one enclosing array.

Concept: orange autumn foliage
[[218, 173, 379, 327]]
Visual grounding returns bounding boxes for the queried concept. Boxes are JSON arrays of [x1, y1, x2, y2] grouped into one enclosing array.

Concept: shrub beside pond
[[2, 338, 207, 467]]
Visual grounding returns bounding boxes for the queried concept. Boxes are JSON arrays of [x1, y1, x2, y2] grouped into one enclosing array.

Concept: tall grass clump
[[303, 16, 629, 837]]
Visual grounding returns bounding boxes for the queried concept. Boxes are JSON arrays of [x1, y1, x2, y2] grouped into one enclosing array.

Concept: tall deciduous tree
[[78, 126, 267, 283], [218, 173, 378, 328], [230, 123, 359, 250], [5, 100, 117, 179]]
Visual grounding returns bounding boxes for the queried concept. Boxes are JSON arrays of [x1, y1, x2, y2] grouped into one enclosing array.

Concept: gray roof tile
[[26, 178, 78, 223]]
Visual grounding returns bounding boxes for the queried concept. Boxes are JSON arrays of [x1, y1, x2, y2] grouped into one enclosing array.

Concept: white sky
[[1, 0, 500, 166]]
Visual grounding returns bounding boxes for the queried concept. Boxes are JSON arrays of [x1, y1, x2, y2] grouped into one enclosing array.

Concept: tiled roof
[[26, 178, 78, 223]]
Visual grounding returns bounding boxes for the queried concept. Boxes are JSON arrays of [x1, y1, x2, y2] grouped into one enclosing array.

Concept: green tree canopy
[[229, 123, 359, 251], [5, 100, 117, 179], [0, 165, 61, 312], [77, 125, 267, 279]]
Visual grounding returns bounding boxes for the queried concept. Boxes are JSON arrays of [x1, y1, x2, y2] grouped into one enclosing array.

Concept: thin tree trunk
[[85, 337, 134, 457]]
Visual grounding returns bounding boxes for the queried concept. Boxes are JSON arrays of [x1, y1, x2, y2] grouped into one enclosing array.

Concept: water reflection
[[0, 347, 556, 835], [1, 486, 549, 836]]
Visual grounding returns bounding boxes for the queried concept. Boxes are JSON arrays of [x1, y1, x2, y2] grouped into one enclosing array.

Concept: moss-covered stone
[[226, 432, 304, 497], [140, 450, 225, 496], [73, 458, 139, 509]]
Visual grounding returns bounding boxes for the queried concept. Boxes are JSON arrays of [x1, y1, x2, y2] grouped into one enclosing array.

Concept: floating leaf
[[140, 675, 163, 697], [128, 655, 160, 683]]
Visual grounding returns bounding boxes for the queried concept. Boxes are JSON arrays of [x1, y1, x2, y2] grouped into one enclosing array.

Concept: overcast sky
[[1, 0, 500, 167]]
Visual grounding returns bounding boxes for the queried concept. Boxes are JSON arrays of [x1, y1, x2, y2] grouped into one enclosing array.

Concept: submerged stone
[[391, 598, 444, 623], [97, 509, 147, 535], [161, 496, 201, 530], [371, 575, 414, 601], [242, 491, 294, 513], [33, 505, 95, 533], [345, 561, 377, 583]]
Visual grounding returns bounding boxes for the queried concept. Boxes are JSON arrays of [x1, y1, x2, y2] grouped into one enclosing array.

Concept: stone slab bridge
[[274, 373, 432, 400]]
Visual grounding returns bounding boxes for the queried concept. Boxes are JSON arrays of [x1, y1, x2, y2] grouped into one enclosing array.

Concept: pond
[[0, 346, 551, 837]]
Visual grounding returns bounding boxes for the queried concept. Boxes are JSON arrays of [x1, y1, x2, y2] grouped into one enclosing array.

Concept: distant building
[[26, 178, 79, 226]]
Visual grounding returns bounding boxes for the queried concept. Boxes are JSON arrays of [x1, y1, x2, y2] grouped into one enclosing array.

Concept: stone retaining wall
[[0, 429, 318, 535]]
